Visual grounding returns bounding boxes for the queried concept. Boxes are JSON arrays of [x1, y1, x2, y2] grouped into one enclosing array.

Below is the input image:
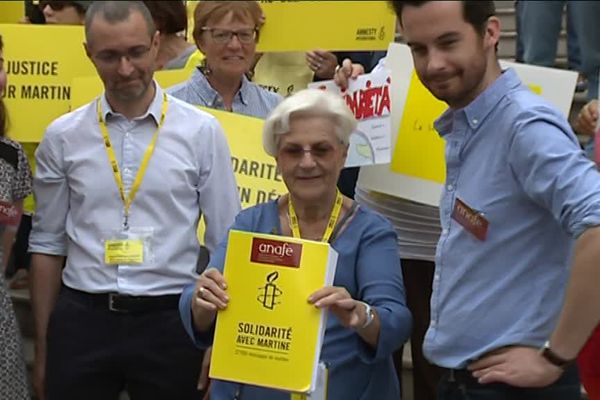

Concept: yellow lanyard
[[288, 189, 343, 242], [97, 93, 168, 229]]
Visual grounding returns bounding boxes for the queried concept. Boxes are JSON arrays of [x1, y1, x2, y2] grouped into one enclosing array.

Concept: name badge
[[102, 226, 155, 266], [104, 239, 144, 265], [451, 198, 489, 241]]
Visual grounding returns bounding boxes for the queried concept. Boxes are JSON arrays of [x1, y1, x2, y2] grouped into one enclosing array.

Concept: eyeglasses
[[38, 1, 77, 11], [93, 46, 152, 65], [200, 27, 258, 44], [278, 144, 338, 161]]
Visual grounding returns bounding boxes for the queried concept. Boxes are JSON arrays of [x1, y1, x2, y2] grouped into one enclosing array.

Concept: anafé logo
[[251, 238, 302, 268]]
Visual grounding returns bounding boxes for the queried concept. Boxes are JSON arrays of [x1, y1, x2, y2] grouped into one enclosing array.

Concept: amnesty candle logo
[[251, 237, 302, 268], [257, 271, 283, 310]]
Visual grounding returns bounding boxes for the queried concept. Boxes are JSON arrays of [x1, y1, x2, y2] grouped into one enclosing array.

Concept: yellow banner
[[0, 1, 24, 23], [186, 1, 396, 52], [260, 1, 396, 52], [0, 24, 96, 142], [71, 69, 287, 210]]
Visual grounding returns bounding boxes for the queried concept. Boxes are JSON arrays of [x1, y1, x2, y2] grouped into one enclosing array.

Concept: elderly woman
[[168, 1, 281, 118], [179, 89, 411, 400]]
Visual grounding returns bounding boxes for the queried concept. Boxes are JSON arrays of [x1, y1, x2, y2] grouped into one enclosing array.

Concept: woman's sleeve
[[179, 208, 256, 348], [355, 214, 412, 363]]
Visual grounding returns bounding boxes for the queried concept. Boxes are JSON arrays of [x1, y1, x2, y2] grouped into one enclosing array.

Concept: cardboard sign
[[309, 68, 392, 167]]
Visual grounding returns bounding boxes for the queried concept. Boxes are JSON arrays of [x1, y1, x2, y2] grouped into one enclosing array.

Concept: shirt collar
[[434, 68, 521, 137], [99, 81, 164, 124], [190, 67, 250, 107]]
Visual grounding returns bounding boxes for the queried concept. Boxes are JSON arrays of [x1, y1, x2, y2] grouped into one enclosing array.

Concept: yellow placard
[[253, 52, 314, 97], [0, 1, 24, 24], [211, 230, 335, 393], [390, 71, 447, 183], [258, 1, 396, 52], [389, 78, 545, 185], [186, 1, 395, 52], [0, 24, 96, 142], [70, 69, 287, 212]]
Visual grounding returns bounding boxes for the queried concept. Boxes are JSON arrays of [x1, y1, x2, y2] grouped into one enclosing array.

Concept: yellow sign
[[253, 52, 314, 97], [0, 1, 24, 23], [390, 72, 447, 183], [211, 230, 336, 393], [70, 69, 287, 210], [186, 1, 395, 52], [390, 74, 544, 185], [208, 108, 286, 208], [0, 24, 96, 142], [259, 1, 395, 52]]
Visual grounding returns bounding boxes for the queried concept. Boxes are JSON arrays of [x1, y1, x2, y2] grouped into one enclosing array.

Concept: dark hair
[[390, 1, 495, 35], [143, 1, 187, 35], [85, 1, 156, 44], [0, 34, 6, 137]]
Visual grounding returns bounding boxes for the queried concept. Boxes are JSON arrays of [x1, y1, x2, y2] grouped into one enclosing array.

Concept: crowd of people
[[0, 1, 599, 400]]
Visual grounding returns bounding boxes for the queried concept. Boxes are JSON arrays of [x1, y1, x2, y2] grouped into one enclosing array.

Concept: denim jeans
[[516, 0, 580, 71], [436, 365, 580, 400], [516, 0, 600, 100], [569, 1, 600, 100]]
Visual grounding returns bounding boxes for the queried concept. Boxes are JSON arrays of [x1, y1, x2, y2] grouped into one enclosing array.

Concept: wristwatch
[[539, 341, 574, 369], [358, 301, 375, 330]]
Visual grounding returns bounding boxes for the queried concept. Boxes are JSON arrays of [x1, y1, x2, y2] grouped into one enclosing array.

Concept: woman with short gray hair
[[180, 88, 412, 400]]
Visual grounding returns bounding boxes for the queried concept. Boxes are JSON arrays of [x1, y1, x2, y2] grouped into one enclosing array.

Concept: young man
[[391, 1, 600, 398], [29, 2, 240, 399]]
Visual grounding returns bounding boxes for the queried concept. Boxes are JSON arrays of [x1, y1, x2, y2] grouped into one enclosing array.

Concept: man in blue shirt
[[392, 1, 600, 398]]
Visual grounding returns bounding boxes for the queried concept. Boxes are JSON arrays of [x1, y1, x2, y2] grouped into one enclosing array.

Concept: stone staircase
[[8, 2, 590, 400]]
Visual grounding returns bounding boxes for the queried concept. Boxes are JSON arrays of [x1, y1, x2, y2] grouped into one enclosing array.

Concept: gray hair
[[262, 89, 357, 157], [85, 1, 156, 44]]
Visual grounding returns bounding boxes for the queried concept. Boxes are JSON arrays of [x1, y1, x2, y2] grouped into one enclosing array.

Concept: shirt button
[[434, 273, 440, 281], [447, 184, 454, 191], [430, 320, 436, 327], [442, 229, 448, 235], [472, 118, 478, 124], [123, 168, 131, 174]]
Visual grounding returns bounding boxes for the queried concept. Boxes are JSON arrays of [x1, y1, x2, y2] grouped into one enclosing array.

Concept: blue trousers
[[516, 0, 600, 99]]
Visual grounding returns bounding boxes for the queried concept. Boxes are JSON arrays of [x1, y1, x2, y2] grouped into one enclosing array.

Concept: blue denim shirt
[[167, 68, 282, 119], [424, 68, 600, 368]]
